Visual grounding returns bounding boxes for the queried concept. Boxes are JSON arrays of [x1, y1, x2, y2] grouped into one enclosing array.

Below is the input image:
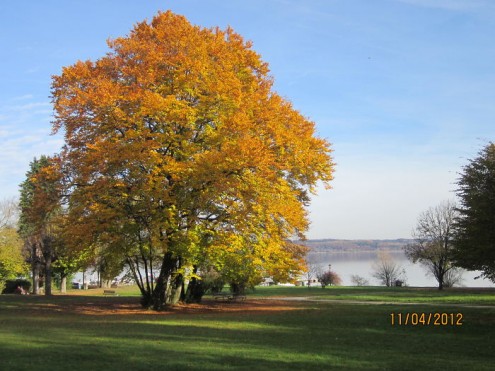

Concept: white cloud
[[0, 99, 61, 199]]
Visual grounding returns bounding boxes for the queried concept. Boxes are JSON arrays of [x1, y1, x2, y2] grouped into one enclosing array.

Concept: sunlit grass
[[0, 296, 493, 370], [251, 285, 495, 305], [60, 284, 495, 306], [1, 285, 493, 369]]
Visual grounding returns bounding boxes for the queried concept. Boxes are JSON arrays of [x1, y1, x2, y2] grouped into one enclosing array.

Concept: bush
[[2, 279, 31, 294], [317, 270, 342, 288]]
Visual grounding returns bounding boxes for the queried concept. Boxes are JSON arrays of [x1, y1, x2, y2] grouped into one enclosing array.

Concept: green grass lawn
[[0, 286, 493, 370], [250, 285, 495, 305]]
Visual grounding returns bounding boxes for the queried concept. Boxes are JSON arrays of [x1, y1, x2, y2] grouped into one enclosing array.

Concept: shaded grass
[[0, 293, 494, 370]]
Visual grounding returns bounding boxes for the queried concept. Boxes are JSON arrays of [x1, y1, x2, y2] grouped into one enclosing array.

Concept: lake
[[307, 250, 494, 288]]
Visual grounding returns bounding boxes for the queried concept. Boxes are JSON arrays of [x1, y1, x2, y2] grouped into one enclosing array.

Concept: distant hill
[[297, 239, 413, 253]]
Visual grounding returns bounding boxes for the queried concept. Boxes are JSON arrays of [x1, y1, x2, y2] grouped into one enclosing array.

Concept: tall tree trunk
[[149, 252, 177, 310], [44, 255, 52, 296], [166, 273, 183, 305], [32, 261, 40, 295]]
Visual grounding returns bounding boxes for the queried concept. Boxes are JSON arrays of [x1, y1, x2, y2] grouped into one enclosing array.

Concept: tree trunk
[[60, 275, 67, 293], [44, 254, 52, 296], [438, 272, 444, 290], [166, 273, 183, 305], [149, 252, 177, 310], [101, 280, 110, 289], [184, 276, 205, 303], [32, 261, 40, 295]]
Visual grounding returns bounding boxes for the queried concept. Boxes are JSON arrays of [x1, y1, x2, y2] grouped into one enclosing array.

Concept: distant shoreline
[[298, 238, 413, 253]]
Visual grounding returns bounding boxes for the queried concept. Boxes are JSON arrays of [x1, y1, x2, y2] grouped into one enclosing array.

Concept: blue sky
[[1, 0, 494, 239]]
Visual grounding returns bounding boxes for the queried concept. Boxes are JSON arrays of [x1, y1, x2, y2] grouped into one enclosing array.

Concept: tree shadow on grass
[[0, 296, 494, 370]]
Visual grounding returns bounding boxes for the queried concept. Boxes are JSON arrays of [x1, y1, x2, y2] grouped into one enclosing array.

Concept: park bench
[[229, 294, 246, 301], [212, 292, 246, 301], [213, 292, 230, 301], [103, 290, 118, 296]]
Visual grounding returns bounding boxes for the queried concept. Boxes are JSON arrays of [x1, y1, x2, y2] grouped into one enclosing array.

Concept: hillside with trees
[[299, 239, 413, 253]]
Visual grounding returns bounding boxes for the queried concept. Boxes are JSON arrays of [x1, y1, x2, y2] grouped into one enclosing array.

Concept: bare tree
[[371, 250, 405, 287], [0, 197, 19, 229], [443, 267, 464, 288], [303, 261, 322, 288], [405, 200, 458, 290], [350, 275, 369, 286]]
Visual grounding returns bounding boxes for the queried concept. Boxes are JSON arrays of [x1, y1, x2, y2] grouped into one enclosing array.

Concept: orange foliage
[[51, 11, 333, 288]]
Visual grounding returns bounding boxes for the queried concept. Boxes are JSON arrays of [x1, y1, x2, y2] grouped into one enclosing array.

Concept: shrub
[[317, 270, 342, 288], [2, 279, 31, 294]]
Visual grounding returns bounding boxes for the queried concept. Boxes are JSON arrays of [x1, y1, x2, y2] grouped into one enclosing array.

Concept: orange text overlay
[[390, 312, 463, 326]]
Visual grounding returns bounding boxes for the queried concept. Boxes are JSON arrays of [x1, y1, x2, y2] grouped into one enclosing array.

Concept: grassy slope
[[0, 286, 493, 370]]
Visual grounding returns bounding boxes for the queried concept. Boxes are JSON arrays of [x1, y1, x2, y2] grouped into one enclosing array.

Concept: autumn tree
[[405, 201, 458, 290], [454, 143, 495, 283], [51, 11, 333, 310], [317, 266, 342, 288]]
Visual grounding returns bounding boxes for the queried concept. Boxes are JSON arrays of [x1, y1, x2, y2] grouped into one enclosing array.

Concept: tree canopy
[[51, 11, 333, 309], [454, 143, 495, 283]]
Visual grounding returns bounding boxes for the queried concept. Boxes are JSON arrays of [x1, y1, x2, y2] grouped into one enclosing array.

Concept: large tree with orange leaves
[[51, 11, 333, 309]]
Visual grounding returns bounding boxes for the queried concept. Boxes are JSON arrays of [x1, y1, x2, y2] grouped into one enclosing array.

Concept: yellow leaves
[[0, 228, 28, 280], [51, 10, 334, 287]]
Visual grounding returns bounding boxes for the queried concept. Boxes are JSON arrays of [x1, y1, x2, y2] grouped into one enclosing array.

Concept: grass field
[[0, 286, 493, 370], [251, 285, 495, 305]]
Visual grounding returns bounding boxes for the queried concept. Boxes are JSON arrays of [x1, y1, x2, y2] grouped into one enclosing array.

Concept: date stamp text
[[390, 312, 463, 326]]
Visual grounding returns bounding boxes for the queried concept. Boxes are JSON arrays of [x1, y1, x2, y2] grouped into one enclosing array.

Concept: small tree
[[350, 274, 369, 286], [405, 201, 458, 290], [303, 261, 321, 288], [317, 268, 342, 288], [443, 267, 464, 288], [371, 250, 405, 287]]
